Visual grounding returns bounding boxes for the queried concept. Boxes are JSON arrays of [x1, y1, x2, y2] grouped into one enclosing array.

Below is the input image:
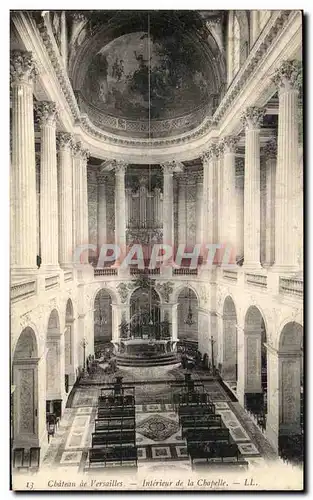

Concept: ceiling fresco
[[83, 31, 214, 121]]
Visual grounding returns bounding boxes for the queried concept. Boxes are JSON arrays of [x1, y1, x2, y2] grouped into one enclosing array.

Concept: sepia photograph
[[9, 8, 304, 491]]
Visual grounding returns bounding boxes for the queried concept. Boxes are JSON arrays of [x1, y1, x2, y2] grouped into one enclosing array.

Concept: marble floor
[[41, 380, 277, 473]]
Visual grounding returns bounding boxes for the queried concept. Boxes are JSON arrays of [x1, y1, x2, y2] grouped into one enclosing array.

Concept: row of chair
[[12, 447, 40, 469]]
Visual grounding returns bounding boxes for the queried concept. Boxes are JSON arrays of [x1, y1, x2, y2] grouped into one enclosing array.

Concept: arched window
[[233, 15, 241, 76]]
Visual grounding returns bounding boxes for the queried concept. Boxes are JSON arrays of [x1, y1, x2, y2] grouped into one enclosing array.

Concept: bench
[[178, 404, 216, 417], [98, 395, 135, 407], [94, 418, 135, 433], [185, 428, 230, 444], [91, 430, 136, 447], [180, 414, 222, 427], [97, 407, 136, 419], [89, 446, 137, 467]]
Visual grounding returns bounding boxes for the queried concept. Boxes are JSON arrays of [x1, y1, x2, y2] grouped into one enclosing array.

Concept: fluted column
[[114, 162, 127, 252], [57, 132, 73, 267], [241, 106, 265, 268], [272, 60, 302, 271], [196, 172, 203, 247], [73, 142, 89, 264], [10, 50, 38, 275], [161, 162, 176, 246], [221, 136, 239, 261], [202, 144, 219, 245], [263, 139, 277, 266], [177, 174, 187, 245], [98, 175, 107, 249], [36, 101, 60, 271]]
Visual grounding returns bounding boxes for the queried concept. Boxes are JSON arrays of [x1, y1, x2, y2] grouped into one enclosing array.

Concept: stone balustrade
[[223, 269, 238, 281], [45, 274, 60, 290], [64, 270, 73, 282], [130, 268, 160, 276], [11, 280, 36, 302], [245, 272, 267, 288], [94, 268, 118, 277], [173, 268, 198, 276], [279, 277, 303, 297]]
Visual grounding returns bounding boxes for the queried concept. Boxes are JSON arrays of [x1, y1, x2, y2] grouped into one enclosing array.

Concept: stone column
[[236, 159, 245, 259], [202, 143, 219, 248], [272, 60, 302, 271], [36, 101, 60, 272], [221, 312, 237, 380], [241, 106, 265, 268], [73, 142, 89, 265], [98, 175, 107, 249], [114, 161, 127, 255], [221, 136, 239, 261], [57, 132, 73, 267], [196, 172, 204, 248], [154, 188, 162, 227], [177, 174, 187, 245], [10, 50, 38, 275], [263, 139, 277, 266], [161, 162, 176, 246]]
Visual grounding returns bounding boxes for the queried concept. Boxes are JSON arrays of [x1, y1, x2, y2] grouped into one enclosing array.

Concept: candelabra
[[80, 337, 88, 370]]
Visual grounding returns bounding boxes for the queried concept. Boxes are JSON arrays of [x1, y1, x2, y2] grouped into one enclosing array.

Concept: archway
[[12, 327, 39, 448], [177, 287, 199, 342], [278, 321, 303, 463], [94, 289, 113, 358], [46, 309, 64, 419], [222, 296, 237, 382], [243, 306, 267, 425], [129, 286, 161, 339], [64, 299, 76, 392]]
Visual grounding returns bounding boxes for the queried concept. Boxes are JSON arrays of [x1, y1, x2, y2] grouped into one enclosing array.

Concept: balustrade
[[94, 268, 118, 277], [279, 277, 303, 297], [173, 268, 198, 276], [11, 280, 36, 302], [245, 273, 267, 288]]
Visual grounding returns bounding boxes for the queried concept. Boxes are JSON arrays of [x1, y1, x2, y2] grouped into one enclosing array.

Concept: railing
[[64, 270, 73, 282], [245, 273, 267, 288], [279, 277, 303, 297], [94, 268, 118, 277], [45, 275, 60, 290], [130, 268, 160, 276], [173, 268, 198, 276], [11, 280, 36, 302], [223, 269, 238, 281]]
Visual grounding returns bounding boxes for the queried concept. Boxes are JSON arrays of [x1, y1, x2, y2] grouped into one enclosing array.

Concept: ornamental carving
[[156, 281, 174, 303], [241, 106, 265, 130], [263, 138, 277, 160], [272, 59, 302, 91], [117, 282, 130, 303], [160, 161, 184, 174], [72, 141, 89, 161], [200, 286, 209, 305], [56, 132, 73, 151], [10, 50, 38, 84], [126, 228, 163, 245], [201, 143, 219, 162], [221, 135, 239, 154], [35, 101, 59, 126]]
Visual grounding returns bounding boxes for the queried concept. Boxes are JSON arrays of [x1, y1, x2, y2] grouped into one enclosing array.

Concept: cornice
[[29, 10, 295, 155]]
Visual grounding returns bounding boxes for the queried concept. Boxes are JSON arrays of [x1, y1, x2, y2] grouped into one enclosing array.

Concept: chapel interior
[[10, 10, 303, 476]]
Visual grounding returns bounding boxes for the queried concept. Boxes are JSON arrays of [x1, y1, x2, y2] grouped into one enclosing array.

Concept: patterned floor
[[41, 390, 274, 473]]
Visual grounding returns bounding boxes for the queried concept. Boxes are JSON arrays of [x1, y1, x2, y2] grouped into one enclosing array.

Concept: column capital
[[10, 50, 38, 85], [241, 106, 265, 130], [263, 138, 277, 160], [160, 160, 183, 174], [35, 101, 59, 126], [195, 171, 204, 183], [114, 160, 128, 175], [97, 172, 110, 184], [221, 135, 239, 154], [201, 143, 219, 162], [56, 132, 73, 151], [72, 141, 89, 161], [272, 59, 302, 92]]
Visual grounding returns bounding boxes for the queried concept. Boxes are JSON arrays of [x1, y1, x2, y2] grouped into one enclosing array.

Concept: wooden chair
[[13, 448, 24, 468], [30, 447, 40, 469]]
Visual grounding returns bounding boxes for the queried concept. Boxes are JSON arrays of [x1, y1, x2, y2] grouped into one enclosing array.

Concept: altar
[[119, 338, 175, 357]]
